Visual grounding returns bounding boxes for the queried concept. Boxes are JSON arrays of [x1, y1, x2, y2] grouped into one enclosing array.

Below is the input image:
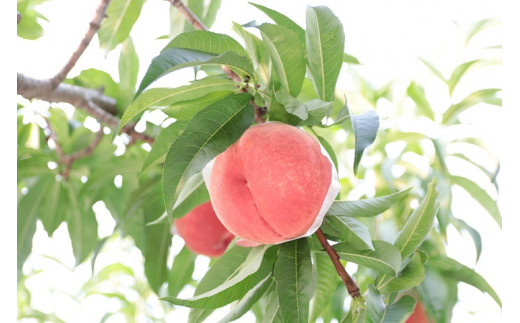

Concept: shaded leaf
[[334, 240, 401, 275], [322, 216, 374, 250], [344, 104, 379, 175], [377, 253, 425, 294], [383, 296, 417, 323], [268, 93, 302, 126], [144, 221, 172, 293], [275, 91, 331, 123], [162, 93, 253, 214], [168, 246, 196, 297], [306, 6, 345, 102], [311, 252, 339, 321], [39, 180, 68, 236], [366, 285, 385, 323], [327, 188, 412, 217], [163, 90, 234, 120], [141, 121, 187, 173], [417, 268, 458, 323]]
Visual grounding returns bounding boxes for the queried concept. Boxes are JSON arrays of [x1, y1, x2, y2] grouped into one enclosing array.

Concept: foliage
[[17, 1, 501, 322]]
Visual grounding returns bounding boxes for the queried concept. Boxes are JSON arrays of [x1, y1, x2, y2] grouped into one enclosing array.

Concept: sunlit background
[[16, 0, 509, 322]]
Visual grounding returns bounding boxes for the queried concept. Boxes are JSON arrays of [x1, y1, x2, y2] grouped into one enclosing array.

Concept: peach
[[174, 201, 235, 257], [203, 122, 340, 245], [406, 301, 429, 323]]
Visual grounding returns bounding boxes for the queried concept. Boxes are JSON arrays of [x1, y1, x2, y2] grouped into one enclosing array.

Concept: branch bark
[[315, 228, 361, 299], [49, 0, 112, 89], [18, 73, 154, 144]]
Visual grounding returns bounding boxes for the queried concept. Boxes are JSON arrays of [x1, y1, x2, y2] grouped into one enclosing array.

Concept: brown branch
[[167, 0, 266, 123], [49, 0, 111, 89], [17, 12, 21, 24], [315, 229, 361, 298], [18, 73, 154, 145]]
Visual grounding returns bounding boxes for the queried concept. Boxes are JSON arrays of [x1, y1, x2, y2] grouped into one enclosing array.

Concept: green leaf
[[98, 0, 145, 51], [49, 108, 70, 144], [163, 90, 234, 120], [327, 188, 412, 217], [334, 240, 401, 276], [163, 245, 276, 309], [306, 6, 345, 102], [69, 69, 121, 112], [450, 175, 501, 227], [163, 30, 248, 57], [274, 239, 313, 323], [144, 221, 172, 293], [394, 178, 439, 260], [66, 183, 99, 266], [118, 78, 235, 133], [314, 134, 338, 171], [417, 268, 458, 323], [232, 22, 270, 83], [383, 296, 417, 323], [218, 275, 273, 323], [141, 121, 187, 173], [406, 82, 435, 120], [249, 2, 306, 43], [17, 173, 54, 276], [448, 60, 480, 96], [162, 93, 253, 214], [322, 216, 374, 250], [137, 48, 254, 95], [258, 23, 306, 97], [39, 180, 68, 236], [168, 246, 196, 297], [418, 57, 446, 83], [466, 18, 500, 45], [343, 53, 360, 65], [171, 172, 210, 220], [311, 252, 339, 321], [17, 0, 48, 40], [451, 217, 482, 262], [366, 285, 386, 323], [268, 93, 302, 126], [275, 91, 331, 123], [119, 37, 139, 94], [429, 256, 501, 307], [344, 104, 379, 175], [442, 88, 501, 125], [377, 253, 425, 294]]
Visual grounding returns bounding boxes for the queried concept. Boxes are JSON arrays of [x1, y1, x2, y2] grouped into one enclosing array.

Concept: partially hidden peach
[[203, 122, 340, 246], [406, 301, 430, 323], [174, 201, 234, 257]]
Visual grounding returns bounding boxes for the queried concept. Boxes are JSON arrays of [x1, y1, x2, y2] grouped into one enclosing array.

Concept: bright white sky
[[13, 0, 518, 322]]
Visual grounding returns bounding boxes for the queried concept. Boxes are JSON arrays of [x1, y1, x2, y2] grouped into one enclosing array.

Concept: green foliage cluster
[[17, 0, 501, 321]]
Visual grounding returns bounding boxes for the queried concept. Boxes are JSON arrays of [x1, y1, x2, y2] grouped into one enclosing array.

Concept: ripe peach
[[204, 122, 340, 245], [174, 201, 235, 257], [406, 301, 429, 323]]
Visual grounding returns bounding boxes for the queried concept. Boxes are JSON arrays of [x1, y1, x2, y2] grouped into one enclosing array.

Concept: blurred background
[[17, 0, 505, 322]]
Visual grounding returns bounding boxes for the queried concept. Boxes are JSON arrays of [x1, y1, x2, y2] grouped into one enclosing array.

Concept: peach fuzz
[[174, 201, 234, 257], [205, 122, 340, 245]]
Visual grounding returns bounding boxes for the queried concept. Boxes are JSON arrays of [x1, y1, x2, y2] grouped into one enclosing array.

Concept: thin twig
[[49, 0, 112, 89], [315, 229, 361, 298], [167, 0, 266, 123]]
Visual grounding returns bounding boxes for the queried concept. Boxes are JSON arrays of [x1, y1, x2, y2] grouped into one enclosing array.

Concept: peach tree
[[17, 0, 501, 321]]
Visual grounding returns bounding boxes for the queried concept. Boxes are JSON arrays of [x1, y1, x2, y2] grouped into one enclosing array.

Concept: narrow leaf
[[118, 37, 139, 93], [144, 221, 172, 293], [98, 0, 145, 51], [306, 6, 345, 102], [249, 2, 305, 43], [384, 296, 417, 323], [39, 179, 67, 236], [327, 188, 412, 217], [442, 88, 501, 125], [429, 256, 501, 307], [163, 30, 248, 57], [343, 53, 360, 65], [274, 239, 313, 323], [377, 253, 425, 294], [394, 178, 439, 260], [448, 60, 480, 96], [451, 217, 482, 262], [311, 252, 339, 321], [168, 246, 196, 297], [466, 18, 500, 45], [162, 93, 253, 214], [322, 216, 374, 251], [334, 240, 401, 275], [450, 175, 501, 227], [141, 121, 187, 173], [366, 285, 386, 323], [406, 82, 435, 120], [258, 23, 306, 97]]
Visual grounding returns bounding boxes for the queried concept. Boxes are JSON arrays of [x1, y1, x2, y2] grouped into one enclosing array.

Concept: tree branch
[[315, 228, 361, 298], [18, 73, 154, 145], [49, 0, 111, 89], [167, 0, 266, 123]]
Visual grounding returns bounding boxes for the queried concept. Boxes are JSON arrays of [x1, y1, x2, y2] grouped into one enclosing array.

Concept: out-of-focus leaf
[[163, 30, 247, 57], [66, 183, 98, 266], [450, 175, 501, 227], [466, 18, 500, 45], [17, 173, 54, 277], [163, 90, 233, 120], [406, 82, 435, 120], [162, 93, 253, 214], [145, 221, 172, 293], [17, 0, 49, 40], [273, 239, 313, 323], [258, 23, 306, 97], [163, 246, 276, 309], [218, 275, 273, 323], [118, 37, 139, 107], [118, 78, 234, 133], [334, 240, 401, 275], [442, 88, 501, 125], [429, 256, 501, 307], [376, 253, 425, 294], [168, 246, 196, 297], [69, 69, 121, 112], [39, 180, 68, 236], [49, 108, 70, 144], [315, 134, 338, 171], [306, 6, 344, 102], [137, 49, 254, 95], [275, 91, 331, 123], [98, 0, 145, 51], [327, 187, 412, 217], [417, 268, 458, 323], [343, 53, 360, 65], [418, 57, 447, 83], [141, 121, 187, 173], [448, 60, 480, 95], [384, 296, 417, 323], [268, 93, 302, 126], [311, 252, 339, 321], [322, 216, 374, 250], [250, 2, 305, 43], [394, 178, 439, 260], [366, 285, 385, 323], [451, 217, 482, 262]]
